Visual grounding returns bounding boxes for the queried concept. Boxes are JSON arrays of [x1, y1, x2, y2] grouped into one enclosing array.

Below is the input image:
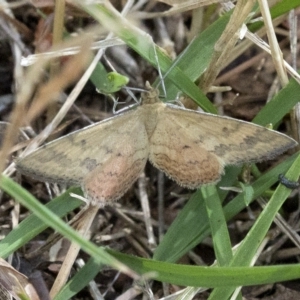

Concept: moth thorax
[[143, 105, 159, 136], [141, 88, 160, 104]]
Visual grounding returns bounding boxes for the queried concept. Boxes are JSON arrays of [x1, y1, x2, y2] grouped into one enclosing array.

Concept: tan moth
[[17, 82, 297, 205]]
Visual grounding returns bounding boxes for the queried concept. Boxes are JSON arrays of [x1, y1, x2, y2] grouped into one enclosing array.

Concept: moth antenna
[[103, 53, 116, 72], [165, 91, 185, 108], [149, 36, 166, 97], [110, 95, 121, 114]]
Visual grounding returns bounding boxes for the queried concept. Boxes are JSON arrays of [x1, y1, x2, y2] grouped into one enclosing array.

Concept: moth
[[17, 82, 297, 205]]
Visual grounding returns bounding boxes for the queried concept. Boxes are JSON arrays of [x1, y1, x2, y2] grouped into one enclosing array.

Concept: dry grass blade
[[135, 0, 226, 18], [258, 0, 288, 86], [49, 204, 99, 298], [27, 43, 92, 122], [200, 0, 256, 93], [0, 258, 41, 300], [0, 34, 92, 174]]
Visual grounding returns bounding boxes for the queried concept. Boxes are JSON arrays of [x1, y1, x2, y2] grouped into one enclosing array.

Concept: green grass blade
[[209, 152, 300, 299], [202, 186, 233, 266], [110, 250, 300, 288], [0, 187, 82, 258], [253, 78, 300, 126], [53, 258, 103, 300], [249, 0, 300, 31], [0, 176, 132, 274], [154, 152, 298, 262]]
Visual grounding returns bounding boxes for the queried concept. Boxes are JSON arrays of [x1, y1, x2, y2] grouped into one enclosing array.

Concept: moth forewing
[[147, 103, 296, 188], [161, 105, 297, 164], [16, 108, 143, 187]]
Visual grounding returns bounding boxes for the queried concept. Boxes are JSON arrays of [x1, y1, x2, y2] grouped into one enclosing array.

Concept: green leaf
[[90, 61, 129, 94]]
